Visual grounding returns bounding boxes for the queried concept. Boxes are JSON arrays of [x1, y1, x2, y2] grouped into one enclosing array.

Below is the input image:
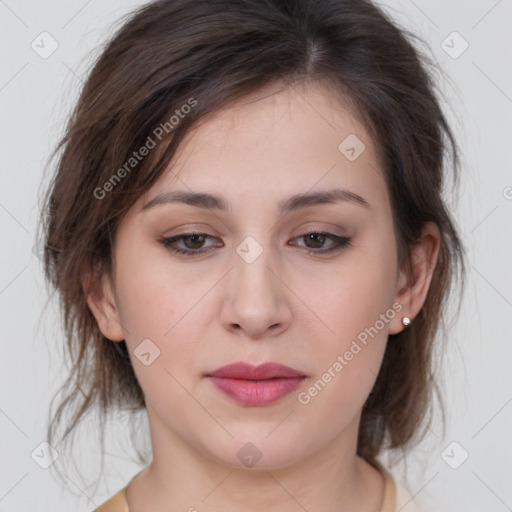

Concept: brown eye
[[303, 232, 328, 249], [182, 234, 207, 249], [291, 232, 352, 255], [159, 233, 221, 255]]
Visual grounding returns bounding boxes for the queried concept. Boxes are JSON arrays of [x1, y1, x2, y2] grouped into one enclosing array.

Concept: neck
[[126, 406, 386, 512]]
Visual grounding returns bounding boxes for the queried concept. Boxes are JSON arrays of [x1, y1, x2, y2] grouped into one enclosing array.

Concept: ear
[[388, 222, 441, 335], [82, 264, 125, 342]]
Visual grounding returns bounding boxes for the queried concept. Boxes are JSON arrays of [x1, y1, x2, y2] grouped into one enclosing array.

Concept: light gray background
[[1, 0, 511, 511]]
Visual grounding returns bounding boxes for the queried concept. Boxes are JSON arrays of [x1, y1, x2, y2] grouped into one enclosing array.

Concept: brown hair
[[41, 0, 466, 482]]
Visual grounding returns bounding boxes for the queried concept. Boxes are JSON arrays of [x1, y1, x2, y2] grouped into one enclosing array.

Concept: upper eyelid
[[165, 230, 342, 240], [163, 231, 347, 249]]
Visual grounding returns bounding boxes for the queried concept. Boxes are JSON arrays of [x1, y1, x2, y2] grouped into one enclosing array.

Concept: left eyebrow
[[141, 187, 371, 213], [278, 188, 371, 212]]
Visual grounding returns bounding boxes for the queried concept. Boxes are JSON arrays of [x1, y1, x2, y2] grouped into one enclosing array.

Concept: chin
[[203, 432, 307, 471]]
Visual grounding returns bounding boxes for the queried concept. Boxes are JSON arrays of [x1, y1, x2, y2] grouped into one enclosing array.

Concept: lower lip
[[208, 376, 306, 406]]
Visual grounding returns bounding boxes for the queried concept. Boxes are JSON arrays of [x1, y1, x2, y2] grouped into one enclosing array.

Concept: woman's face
[[96, 81, 413, 469]]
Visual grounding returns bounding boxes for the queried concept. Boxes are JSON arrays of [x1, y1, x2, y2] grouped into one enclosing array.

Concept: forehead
[[136, 81, 388, 216]]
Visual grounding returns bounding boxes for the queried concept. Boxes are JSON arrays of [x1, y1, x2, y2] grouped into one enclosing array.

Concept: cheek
[[296, 238, 397, 349], [114, 260, 208, 410], [294, 270, 393, 436], [112, 244, 219, 399], [114, 240, 208, 338], [291, 233, 397, 401]]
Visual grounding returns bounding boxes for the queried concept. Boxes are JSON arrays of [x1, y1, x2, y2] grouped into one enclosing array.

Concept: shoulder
[[92, 486, 129, 512], [374, 460, 426, 512], [395, 482, 426, 512]]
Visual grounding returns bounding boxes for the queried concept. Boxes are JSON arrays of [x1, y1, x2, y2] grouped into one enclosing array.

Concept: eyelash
[[159, 231, 352, 256]]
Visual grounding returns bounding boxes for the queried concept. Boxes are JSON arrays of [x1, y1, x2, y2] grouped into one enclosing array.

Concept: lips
[[208, 361, 305, 379], [206, 362, 306, 406]]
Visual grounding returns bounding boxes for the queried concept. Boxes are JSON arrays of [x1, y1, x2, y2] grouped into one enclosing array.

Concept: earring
[[402, 316, 411, 327]]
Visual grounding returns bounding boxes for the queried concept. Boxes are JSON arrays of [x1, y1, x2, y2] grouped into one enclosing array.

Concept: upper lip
[[206, 362, 306, 380]]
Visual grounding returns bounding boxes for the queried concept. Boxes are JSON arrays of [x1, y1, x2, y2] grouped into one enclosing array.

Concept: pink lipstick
[[206, 362, 306, 406]]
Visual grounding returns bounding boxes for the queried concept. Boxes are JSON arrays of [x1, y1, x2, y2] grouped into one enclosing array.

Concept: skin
[[86, 80, 440, 511]]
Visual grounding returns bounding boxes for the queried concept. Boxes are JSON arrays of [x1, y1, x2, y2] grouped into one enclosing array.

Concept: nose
[[220, 239, 292, 339]]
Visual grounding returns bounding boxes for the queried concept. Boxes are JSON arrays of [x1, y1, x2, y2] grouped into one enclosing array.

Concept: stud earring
[[402, 316, 411, 327]]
